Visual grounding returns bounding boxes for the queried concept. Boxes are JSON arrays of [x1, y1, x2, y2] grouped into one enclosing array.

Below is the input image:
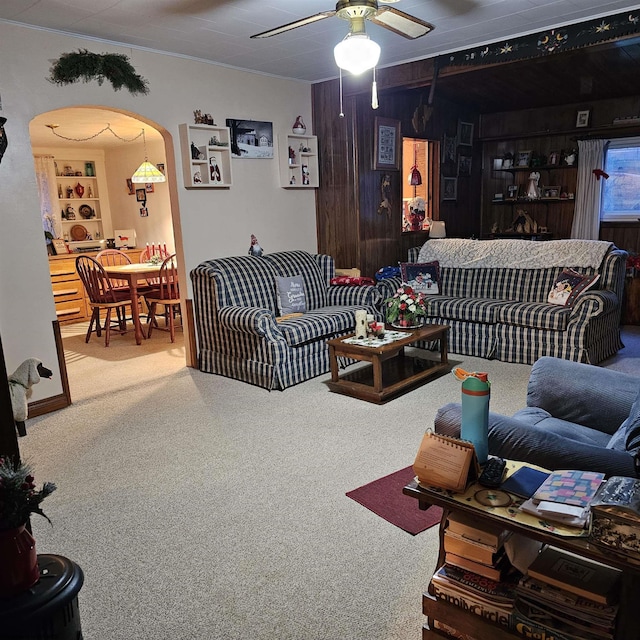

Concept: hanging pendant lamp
[[132, 129, 166, 183], [409, 142, 422, 187]]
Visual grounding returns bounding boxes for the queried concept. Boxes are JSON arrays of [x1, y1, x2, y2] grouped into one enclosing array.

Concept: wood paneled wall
[[313, 64, 640, 273], [313, 79, 481, 276]]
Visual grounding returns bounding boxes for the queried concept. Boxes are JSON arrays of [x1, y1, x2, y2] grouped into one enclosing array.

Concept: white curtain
[[570, 139, 606, 240], [33, 154, 61, 240]]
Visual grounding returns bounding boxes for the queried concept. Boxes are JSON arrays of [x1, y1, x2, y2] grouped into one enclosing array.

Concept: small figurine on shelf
[[292, 116, 306, 134], [290, 175, 296, 185], [302, 165, 310, 186], [66, 186, 74, 198], [57, 184, 63, 198], [191, 142, 200, 160], [87, 185, 93, 198]]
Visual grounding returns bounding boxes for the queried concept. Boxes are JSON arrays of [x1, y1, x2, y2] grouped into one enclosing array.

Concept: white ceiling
[[18, 0, 640, 148], [4, 0, 640, 84]]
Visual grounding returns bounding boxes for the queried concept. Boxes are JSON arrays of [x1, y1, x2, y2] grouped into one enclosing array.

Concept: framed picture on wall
[[373, 117, 401, 170], [136, 188, 147, 202], [576, 109, 591, 128], [442, 177, 457, 201], [457, 121, 474, 146], [458, 154, 472, 176]]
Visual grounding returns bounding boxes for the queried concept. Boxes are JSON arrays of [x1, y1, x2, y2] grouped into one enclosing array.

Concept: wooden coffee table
[[326, 324, 449, 404]]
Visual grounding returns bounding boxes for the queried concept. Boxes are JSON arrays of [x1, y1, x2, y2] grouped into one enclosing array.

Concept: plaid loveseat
[[378, 239, 627, 365], [191, 250, 382, 390]]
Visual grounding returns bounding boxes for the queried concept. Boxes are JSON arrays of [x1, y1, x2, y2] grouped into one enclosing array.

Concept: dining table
[[102, 262, 163, 345]]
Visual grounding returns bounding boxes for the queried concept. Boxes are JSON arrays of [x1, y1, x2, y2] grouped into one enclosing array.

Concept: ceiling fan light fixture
[[334, 33, 380, 75]]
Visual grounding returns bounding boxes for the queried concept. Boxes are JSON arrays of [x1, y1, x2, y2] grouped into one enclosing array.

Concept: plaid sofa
[[377, 242, 627, 365], [191, 250, 382, 389]]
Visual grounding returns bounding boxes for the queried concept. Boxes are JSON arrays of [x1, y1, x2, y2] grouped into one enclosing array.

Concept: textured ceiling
[[2, 0, 640, 83]]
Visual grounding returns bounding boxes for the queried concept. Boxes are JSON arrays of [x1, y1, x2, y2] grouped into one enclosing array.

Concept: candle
[[355, 309, 367, 339]]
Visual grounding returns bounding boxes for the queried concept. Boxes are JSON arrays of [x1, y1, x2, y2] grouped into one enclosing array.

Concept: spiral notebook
[[413, 431, 480, 492]]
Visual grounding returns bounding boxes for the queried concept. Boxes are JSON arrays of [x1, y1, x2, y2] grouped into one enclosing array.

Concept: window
[[601, 137, 640, 221]]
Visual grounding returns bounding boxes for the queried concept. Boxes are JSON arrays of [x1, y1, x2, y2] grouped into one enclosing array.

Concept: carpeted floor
[[19, 325, 638, 640]]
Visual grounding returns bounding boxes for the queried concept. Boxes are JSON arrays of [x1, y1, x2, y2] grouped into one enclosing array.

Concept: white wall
[[0, 22, 315, 401]]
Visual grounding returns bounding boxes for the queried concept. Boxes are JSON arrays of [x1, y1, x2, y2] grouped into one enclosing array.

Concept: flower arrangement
[[627, 252, 640, 277], [0, 457, 56, 531], [408, 196, 426, 213], [384, 284, 428, 326], [145, 254, 164, 266]]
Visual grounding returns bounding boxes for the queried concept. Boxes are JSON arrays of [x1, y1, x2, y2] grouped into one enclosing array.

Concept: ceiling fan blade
[[251, 11, 335, 39], [370, 7, 434, 39]]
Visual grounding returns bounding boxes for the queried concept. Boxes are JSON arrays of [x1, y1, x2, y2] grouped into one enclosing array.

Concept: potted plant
[[0, 457, 56, 596], [384, 284, 428, 327]]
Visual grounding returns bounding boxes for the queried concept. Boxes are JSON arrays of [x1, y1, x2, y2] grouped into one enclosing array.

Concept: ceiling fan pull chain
[[339, 68, 344, 118], [371, 66, 378, 110]]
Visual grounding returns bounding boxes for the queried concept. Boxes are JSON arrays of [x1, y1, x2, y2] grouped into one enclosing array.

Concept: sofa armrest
[[526, 356, 639, 434], [327, 284, 381, 308], [376, 276, 403, 303], [218, 305, 284, 341], [568, 289, 619, 323]]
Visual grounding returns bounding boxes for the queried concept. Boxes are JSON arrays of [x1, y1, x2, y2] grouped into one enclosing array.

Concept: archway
[[29, 106, 194, 403]]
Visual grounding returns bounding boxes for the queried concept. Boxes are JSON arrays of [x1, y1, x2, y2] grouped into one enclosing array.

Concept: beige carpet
[[19, 326, 637, 640]]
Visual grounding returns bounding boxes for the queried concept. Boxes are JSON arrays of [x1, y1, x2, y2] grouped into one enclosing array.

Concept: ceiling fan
[[251, 0, 434, 42]]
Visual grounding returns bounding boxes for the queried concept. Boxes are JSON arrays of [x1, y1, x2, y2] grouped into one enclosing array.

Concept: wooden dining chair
[[145, 254, 182, 342], [75, 256, 134, 346], [95, 249, 132, 290]]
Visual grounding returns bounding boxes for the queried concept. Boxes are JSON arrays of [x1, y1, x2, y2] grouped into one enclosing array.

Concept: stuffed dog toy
[[8, 358, 52, 436]]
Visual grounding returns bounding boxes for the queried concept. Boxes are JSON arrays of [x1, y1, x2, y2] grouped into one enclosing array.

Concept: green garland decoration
[[48, 49, 149, 95]]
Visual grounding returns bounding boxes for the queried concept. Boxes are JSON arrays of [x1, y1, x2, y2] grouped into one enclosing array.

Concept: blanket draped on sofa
[[417, 238, 612, 269]]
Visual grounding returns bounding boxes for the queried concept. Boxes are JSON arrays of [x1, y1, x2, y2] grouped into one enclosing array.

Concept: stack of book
[[519, 469, 605, 528], [513, 546, 621, 640], [429, 511, 516, 630]]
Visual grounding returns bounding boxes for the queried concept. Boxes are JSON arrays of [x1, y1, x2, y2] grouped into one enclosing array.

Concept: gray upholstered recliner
[[435, 356, 640, 477]]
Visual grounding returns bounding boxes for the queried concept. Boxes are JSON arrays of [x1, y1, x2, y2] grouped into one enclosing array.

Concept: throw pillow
[[547, 268, 599, 307], [276, 275, 306, 316], [400, 261, 440, 295], [606, 388, 640, 453]]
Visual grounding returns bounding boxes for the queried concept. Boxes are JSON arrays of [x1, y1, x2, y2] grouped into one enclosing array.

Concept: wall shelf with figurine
[[278, 133, 319, 189], [178, 123, 233, 189]]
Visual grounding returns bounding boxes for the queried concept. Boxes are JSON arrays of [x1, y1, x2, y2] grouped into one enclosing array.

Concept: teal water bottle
[[459, 371, 490, 464]]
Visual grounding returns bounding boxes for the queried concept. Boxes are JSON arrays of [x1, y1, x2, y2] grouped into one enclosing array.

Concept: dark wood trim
[[28, 394, 70, 418], [0, 334, 20, 460], [185, 298, 198, 368], [27, 320, 71, 418]]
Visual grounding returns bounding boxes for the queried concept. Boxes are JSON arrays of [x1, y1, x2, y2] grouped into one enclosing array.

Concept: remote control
[[478, 457, 506, 488]]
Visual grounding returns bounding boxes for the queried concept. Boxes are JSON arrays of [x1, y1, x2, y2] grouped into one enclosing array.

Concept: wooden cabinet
[[49, 249, 141, 324], [55, 160, 106, 250], [278, 133, 319, 188], [50, 256, 87, 323], [178, 123, 233, 188], [403, 479, 640, 640]]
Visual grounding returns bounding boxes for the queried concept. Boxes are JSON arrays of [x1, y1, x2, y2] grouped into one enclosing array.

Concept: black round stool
[[0, 554, 84, 640]]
